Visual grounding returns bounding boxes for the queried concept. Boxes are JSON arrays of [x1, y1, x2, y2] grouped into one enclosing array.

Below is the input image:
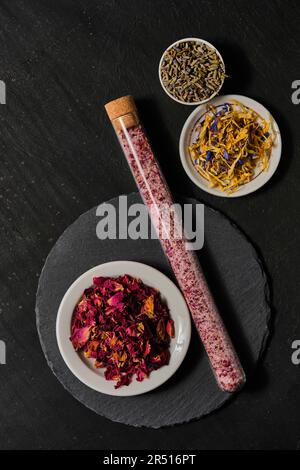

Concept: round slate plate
[[36, 193, 270, 428]]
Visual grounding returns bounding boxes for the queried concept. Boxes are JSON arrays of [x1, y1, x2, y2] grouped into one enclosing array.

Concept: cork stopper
[[105, 95, 139, 132]]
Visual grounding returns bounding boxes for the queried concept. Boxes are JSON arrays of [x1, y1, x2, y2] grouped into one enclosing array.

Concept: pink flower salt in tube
[[104, 95, 246, 392]]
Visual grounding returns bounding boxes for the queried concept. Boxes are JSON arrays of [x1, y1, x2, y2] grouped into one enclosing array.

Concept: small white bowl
[[56, 261, 191, 397], [179, 94, 282, 197], [158, 37, 225, 106]]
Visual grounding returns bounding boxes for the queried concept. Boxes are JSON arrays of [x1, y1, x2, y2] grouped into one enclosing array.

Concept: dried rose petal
[[143, 340, 151, 357], [70, 326, 91, 350], [70, 274, 174, 388], [141, 295, 155, 319], [166, 319, 175, 338], [156, 318, 166, 342], [107, 291, 124, 309]]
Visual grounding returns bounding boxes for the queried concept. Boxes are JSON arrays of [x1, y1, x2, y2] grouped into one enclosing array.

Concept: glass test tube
[[105, 95, 246, 392]]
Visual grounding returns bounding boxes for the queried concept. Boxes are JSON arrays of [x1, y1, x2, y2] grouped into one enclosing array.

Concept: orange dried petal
[[141, 295, 155, 318]]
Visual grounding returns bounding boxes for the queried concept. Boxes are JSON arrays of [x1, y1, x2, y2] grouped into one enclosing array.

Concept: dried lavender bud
[[160, 40, 225, 104]]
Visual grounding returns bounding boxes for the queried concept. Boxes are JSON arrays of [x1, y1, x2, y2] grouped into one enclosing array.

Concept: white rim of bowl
[[158, 37, 225, 106], [56, 260, 192, 397], [179, 94, 282, 197]]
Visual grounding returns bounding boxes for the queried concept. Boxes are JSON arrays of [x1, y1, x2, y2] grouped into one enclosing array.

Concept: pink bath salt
[[117, 124, 245, 392]]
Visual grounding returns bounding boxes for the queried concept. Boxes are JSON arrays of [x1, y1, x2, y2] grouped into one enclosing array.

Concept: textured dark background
[[0, 0, 299, 450]]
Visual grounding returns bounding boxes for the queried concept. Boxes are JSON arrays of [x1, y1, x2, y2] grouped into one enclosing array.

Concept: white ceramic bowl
[[179, 94, 282, 197], [56, 261, 191, 397], [158, 37, 225, 106]]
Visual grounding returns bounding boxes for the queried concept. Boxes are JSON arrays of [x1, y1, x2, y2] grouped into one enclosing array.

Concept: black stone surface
[[36, 193, 270, 428], [1, 0, 300, 450]]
